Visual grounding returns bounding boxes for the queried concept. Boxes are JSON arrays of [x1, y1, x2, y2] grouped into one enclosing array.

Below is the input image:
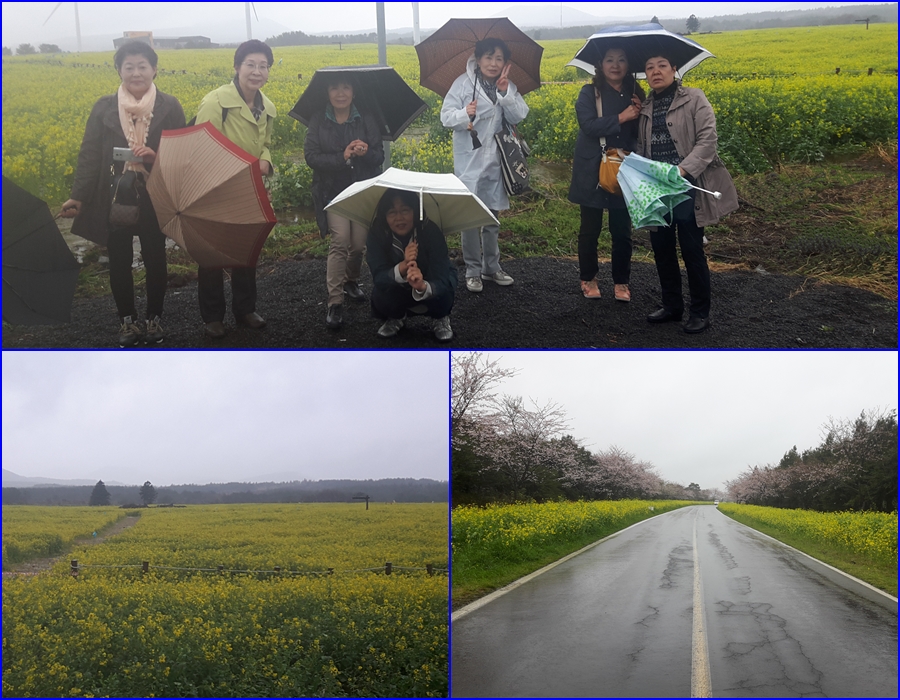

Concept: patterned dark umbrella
[[289, 65, 428, 141], [416, 17, 543, 98], [568, 23, 714, 78], [3, 177, 80, 325]]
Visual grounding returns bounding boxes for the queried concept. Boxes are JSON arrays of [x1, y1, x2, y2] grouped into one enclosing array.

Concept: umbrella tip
[[713, 191, 722, 200]]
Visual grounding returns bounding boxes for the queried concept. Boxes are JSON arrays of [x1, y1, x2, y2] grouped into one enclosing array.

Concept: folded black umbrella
[[3, 177, 80, 325], [289, 65, 428, 142]]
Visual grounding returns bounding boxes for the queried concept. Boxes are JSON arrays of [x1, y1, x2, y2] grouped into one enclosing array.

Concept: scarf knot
[[117, 83, 156, 174]]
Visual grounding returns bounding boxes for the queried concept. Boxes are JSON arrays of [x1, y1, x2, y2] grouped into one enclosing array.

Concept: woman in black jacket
[[304, 76, 383, 330], [59, 41, 185, 347], [568, 46, 644, 302], [366, 189, 457, 342]]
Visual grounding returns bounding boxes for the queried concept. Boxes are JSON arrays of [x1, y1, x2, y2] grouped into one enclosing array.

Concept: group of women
[[61, 36, 736, 346]]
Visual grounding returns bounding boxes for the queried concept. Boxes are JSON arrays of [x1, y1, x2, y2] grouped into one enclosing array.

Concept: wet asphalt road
[[451, 506, 898, 698]]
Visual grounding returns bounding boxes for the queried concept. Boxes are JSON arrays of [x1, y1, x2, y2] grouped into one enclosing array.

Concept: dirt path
[[2, 515, 140, 578]]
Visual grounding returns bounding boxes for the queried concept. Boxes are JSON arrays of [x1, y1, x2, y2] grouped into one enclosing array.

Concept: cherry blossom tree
[[468, 395, 583, 502]]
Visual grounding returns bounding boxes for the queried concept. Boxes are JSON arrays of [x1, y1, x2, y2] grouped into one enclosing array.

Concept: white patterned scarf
[[117, 82, 156, 174]]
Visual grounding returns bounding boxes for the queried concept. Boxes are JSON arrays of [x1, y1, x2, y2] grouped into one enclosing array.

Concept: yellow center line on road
[[692, 511, 712, 698]]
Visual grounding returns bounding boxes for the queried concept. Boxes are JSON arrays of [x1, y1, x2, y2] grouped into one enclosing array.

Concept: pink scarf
[[117, 82, 156, 174]]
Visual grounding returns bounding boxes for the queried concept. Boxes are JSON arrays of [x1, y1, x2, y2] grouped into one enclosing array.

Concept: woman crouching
[[365, 189, 457, 342]]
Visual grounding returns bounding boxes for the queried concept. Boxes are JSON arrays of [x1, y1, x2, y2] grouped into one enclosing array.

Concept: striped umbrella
[[146, 122, 276, 268]]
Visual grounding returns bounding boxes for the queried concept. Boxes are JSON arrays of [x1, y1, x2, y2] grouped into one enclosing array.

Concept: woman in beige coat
[[636, 53, 738, 334]]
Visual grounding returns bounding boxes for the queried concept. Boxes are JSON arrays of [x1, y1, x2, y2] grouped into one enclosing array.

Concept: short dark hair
[[474, 38, 511, 61], [234, 39, 273, 69], [114, 41, 158, 71], [591, 46, 645, 101], [644, 54, 678, 71], [372, 189, 422, 249]]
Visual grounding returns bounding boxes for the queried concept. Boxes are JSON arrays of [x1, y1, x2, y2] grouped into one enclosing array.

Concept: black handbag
[[109, 167, 142, 227], [494, 118, 530, 196]]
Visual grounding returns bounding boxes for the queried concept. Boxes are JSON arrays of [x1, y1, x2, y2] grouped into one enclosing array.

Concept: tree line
[[452, 354, 716, 505], [726, 409, 897, 512], [2, 478, 448, 507]]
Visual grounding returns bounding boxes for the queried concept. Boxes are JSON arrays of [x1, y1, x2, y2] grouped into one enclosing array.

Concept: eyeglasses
[[242, 62, 270, 72]]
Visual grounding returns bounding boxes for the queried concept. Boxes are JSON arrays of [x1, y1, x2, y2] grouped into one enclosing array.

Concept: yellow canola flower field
[[3, 24, 896, 202], [717, 503, 898, 567], [1, 503, 448, 698], [2, 506, 125, 569], [453, 499, 694, 551]]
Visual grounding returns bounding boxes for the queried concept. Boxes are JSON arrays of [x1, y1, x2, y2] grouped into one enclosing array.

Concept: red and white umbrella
[[146, 122, 276, 268]]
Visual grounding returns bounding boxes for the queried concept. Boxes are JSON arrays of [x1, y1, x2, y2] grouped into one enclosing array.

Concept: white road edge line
[[692, 513, 712, 698]]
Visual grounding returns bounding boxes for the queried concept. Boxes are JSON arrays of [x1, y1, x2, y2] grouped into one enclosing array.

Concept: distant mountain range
[[2, 469, 126, 487]]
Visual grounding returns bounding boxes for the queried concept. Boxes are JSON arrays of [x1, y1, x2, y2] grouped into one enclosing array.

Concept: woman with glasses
[[366, 189, 456, 342], [59, 41, 185, 347], [193, 39, 276, 339]]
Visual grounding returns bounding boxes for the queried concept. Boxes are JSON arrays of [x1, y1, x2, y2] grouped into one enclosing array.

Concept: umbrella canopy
[[146, 122, 276, 268], [567, 23, 714, 78], [616, 153, 692, 229], [325, 167, 498, 234], [416, 17, 543, 98], [289, 65, 428, 142], [3, 177, 80, 325]]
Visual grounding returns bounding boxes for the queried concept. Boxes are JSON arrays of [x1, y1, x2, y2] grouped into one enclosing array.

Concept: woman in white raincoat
[[441, 38, 529, 293]]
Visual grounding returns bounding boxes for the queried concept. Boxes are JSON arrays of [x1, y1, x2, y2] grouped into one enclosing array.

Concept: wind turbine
[[44, 2, 82, 53], [245, 2, 259, 40]]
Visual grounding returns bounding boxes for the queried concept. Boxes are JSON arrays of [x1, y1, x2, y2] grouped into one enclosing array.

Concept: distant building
[[113, 33, 216, 50]]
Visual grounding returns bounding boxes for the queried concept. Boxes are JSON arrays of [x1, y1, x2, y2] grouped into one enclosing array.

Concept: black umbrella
[[3, 177, 80, 325], [568, 23, 714, 78], [289, 65, 428, 141]]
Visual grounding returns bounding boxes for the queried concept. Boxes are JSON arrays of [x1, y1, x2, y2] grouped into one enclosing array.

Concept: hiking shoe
[[377, 317, 405, 338], [433, 316, 453, 342], [482, 270, 514, 286], [145, 315, 164, 344], [581, 279, 601, 299], [465, 276, 483, 293], [118, 316, 143, 348]]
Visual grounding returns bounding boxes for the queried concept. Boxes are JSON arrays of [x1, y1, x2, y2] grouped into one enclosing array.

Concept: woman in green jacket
[[194, 39, 276, 339]]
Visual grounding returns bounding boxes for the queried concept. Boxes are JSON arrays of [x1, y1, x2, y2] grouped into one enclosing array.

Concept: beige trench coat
[[636, 85, 739, 228]]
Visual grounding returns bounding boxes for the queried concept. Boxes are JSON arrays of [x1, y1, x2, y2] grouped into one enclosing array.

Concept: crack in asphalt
[[734, 575, 752, 596], [716, 600, 825, 696], [708, 530, 738, 570], [659, 541, 692, 589], [635, 605, 660, 628]]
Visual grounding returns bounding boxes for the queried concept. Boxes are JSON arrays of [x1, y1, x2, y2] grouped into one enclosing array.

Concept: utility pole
[[376, 2, 390, 169]]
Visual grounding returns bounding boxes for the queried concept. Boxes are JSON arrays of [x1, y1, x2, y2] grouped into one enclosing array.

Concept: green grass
[[60, 144, 897, 304], [718, 507, 898, 597], [452, 501, 702, 610]]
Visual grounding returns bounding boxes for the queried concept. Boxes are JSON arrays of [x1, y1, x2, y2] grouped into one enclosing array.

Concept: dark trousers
[[578, 205, 632, 284], [197, 266, 257, 323], [650, 217, 710, 319], [371, 285, 454, 321], [107, 203, 167, 320]]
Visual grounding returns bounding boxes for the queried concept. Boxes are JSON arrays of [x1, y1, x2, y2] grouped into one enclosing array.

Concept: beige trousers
[[326, 211, 368, 305]]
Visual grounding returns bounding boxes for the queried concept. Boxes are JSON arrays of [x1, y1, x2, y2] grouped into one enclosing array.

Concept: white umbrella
[[325, 167, 499, 234]]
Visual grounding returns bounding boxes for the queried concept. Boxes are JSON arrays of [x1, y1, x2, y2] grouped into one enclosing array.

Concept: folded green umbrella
[[617, 153, 692, 228]]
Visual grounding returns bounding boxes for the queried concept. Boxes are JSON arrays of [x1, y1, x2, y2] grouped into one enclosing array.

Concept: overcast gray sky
[[2, 351, 449, 486], [2, 2, 865, 51], [461, 351, 898, 492]]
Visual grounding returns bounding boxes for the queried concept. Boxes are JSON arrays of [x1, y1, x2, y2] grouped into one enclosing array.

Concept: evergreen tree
[[686, 14, 701, 33], [89, 480, 111, 506], [16, 44, 36, 55], [139, 481, 158, 506]]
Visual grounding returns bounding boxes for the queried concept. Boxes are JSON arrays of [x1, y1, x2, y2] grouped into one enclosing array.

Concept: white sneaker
[[377, 317, 405, 338], [433, 316, 453, 342], [465, 277, 483, 293], [481, 270, 514, 286]]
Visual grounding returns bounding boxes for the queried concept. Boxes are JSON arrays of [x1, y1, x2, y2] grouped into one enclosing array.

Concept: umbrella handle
[[687, 183, 722, 200]]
